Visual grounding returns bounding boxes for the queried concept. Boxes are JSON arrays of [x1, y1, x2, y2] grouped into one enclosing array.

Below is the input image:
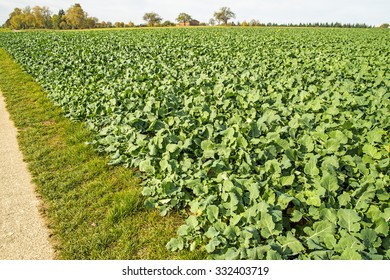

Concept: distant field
[[0, 28, 389, 260]]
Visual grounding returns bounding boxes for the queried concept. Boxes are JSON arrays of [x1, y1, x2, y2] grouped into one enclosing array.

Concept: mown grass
[[0, 48, 206, 259]]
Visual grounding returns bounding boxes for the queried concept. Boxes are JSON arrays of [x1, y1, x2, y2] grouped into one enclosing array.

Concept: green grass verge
[[0, 48, 206, 260]]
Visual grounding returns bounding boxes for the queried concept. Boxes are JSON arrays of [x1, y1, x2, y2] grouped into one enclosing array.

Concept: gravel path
[[0, 91, 54, 259]]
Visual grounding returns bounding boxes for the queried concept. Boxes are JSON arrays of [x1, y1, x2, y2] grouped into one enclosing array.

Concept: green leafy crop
[[0, 28, 389, 259]]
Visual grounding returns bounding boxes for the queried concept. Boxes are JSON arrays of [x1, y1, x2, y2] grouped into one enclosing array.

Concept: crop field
[[0, 28, 389, 260]]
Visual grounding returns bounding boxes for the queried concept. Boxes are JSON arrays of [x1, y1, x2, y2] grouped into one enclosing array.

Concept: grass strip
[[0, 48, 205, 259]]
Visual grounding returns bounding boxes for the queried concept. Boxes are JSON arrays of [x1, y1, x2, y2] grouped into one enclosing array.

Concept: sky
[[0, 0, 389, 26]]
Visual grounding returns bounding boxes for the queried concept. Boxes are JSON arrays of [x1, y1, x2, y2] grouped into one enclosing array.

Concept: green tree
[[65, 3, 86, 29], [10, 14, 24, 30], [143, 12, 162, 27], [23, 6, 36, 29], [8, 8, 23, 29], [85, 17, 98, 28], [213, 7, 236, 25], [52, 14, 60, 29], [176, 12, 192, 25], [32, 6, 45, 28], [114, 22, 125, 28], [379, 23, 389, 28], [162, 20, 175, 27]]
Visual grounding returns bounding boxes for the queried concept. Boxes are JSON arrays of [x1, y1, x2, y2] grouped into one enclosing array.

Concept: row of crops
[[0, 28, 389, 259]]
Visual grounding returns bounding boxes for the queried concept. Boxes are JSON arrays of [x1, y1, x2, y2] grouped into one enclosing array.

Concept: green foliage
[[0, 28, 389, 259]]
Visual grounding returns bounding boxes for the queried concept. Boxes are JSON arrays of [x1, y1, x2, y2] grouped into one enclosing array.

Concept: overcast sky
[[1, 0, 389, 26]]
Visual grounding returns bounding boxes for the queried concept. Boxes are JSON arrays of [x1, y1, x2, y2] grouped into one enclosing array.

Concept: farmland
[[0, 28, 389, 259]]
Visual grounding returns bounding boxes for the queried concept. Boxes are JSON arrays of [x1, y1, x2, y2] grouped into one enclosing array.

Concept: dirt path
[[0, 91, 53, 259]]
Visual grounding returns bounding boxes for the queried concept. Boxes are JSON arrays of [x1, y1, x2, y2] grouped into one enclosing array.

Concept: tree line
[[3, 4, 98, 30], [2, 4, 388, 30]]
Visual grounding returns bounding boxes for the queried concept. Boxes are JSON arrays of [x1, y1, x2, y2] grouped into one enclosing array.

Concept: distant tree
[[85, 17, 98, 28], [65, 3, 86, 29], [128, 21, 135, 27], [52, 14, 60, 29], [22, 6, 36, 29], [10, 15, 24, 29], [9, 8, 23, 29], [242, 20, 248, 27], [162, 20, 175, 27], [176, 12, 192, 25], [143, 12, 162, 27], [114, 22, 125, 28], [249, 19, 258, 27], [379, 23, 389, 28], [334, 22, 342, 28], [32, 6, 45, 28], [209, 18, 215, 26], [58, 9, 65, 19], [9, 7, 22, 18], [213, 7, 236, 25], [3, 18, 11, 28], [56, 9, 66, 29]]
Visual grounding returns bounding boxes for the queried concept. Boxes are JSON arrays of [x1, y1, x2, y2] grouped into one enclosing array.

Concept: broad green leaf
[[277, 193, 294, 210], [300, 134, 314, 152], [139, 158, 155, 174], [304, 221, 335, 249], [304, 156, 319, 177], [166, 237, 184, 251], [223, 225, 238, 240], [259, 212, 275, 239], [177, 225, 189, 236], [362, 144, 381, 159], [321, 156, 339, 170], [329, 130, 348, 144], [166, 143, 178, 153], [320, 208, 338, 225], [205, 227, 219, 239], [340, 249, 362, 260], [265, 159, 281, 176], [337, 192, 351, 206], [306, 193, 321, 207], [374, 218, 389, 236], [205, 237, 221, 253], [224, 247, 240, 260], [207, 205, 219, 223], [237, 134, 248, 148], [266, 250, 283, 260], [360, 228, 378, 248], [337, 209, 361, 232], [324, 139, 340, 152], [278, 232, 305, 255], [280, 174, 295, 186], [290, 210, 303, 222], [382, 208, 390, 222], [354, 188, 375, 211], [321, 173, 339, 193], [335, 231, 365, 253], [186, 215, 199, 228], [246, 183, 260, 202]]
